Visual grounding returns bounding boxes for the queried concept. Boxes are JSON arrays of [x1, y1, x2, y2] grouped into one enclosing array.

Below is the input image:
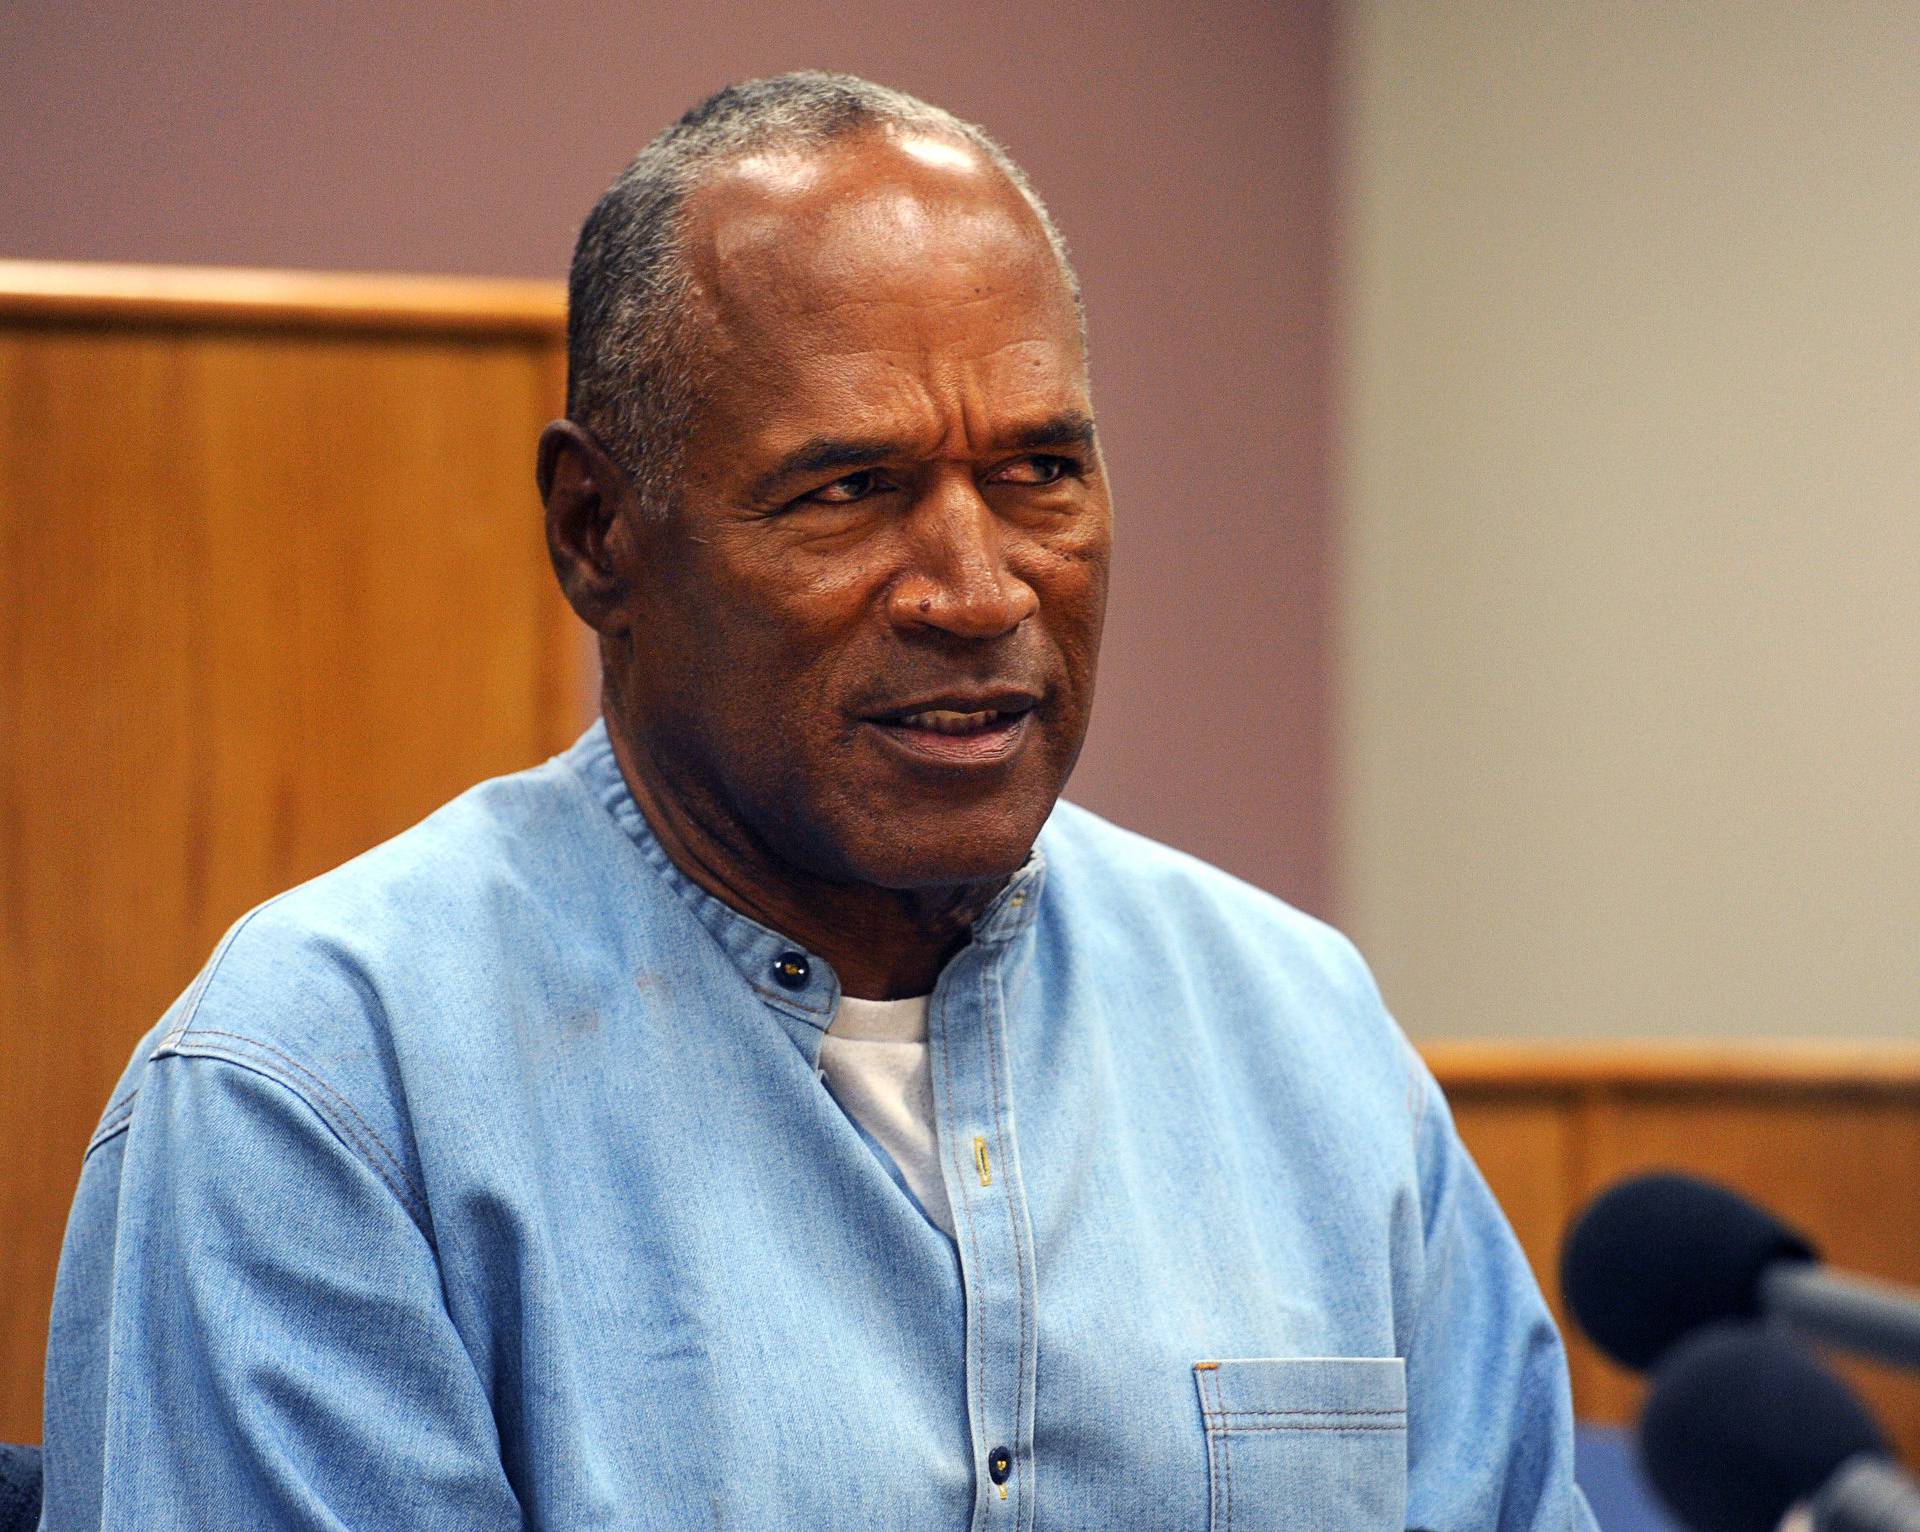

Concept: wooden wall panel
[[0, 263, 585, 1442], [1578, 1091, 1920, 1464], [1436, 1046, 1920, 1464]]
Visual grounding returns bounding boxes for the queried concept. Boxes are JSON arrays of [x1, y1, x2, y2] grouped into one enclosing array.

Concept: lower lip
[[864, 711, 1034, 768]]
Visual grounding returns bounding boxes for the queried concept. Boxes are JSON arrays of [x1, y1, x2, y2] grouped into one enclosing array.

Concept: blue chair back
[[0, 1442, 40, 1532]]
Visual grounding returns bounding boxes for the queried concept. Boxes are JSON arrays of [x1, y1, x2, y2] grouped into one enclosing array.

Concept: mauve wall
[[2, 0, 1339, 917]]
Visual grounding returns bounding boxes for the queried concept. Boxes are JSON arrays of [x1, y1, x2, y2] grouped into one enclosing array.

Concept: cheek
[[1034, 545, 1111, 663], [709, 539, 899, 679], [678, 585, 885, 757]]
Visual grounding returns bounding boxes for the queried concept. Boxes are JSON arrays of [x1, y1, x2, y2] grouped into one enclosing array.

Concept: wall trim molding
[[1423, 1039, 1920, 1094], [0, 259, 566, 337]]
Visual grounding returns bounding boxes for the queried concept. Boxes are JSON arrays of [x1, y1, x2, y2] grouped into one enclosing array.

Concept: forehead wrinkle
[[744, 361, 942, 462], [705, 258, 1057, 352], [707, 307, 1076, 418], [781, 334, 1078, 440], [745, 351, 1088, 486], [758, 287, 1029, 329], [701, 297, 997, 378]]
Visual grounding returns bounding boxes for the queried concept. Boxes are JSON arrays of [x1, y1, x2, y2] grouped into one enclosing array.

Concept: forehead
[[679, 135, 1085, 445]]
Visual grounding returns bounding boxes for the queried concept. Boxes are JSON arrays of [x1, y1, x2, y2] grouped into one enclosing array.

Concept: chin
[[827, 798, 1054, 893]]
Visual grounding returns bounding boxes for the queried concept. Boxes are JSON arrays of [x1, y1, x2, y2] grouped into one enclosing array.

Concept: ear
[[539, 420, 638, 634]]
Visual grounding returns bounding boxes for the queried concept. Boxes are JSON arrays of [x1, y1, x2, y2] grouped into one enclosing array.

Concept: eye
[[990, 454, 1079, 487], [802, 469, 890, 505]]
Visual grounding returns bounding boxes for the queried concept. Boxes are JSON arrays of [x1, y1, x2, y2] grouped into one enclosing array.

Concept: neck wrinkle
[[599, 707, 1001, 1001]]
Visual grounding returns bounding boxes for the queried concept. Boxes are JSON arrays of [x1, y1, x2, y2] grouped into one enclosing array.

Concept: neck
[[603, 713, 1005, 1000]]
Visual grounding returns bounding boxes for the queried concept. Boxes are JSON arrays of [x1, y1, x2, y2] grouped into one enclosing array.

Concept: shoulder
[[170, 745, 614, 1040], [1035, 798, 1413, 1096], [265, 740, 613, 943], [91, 737, 640, 1214], [1038, 799, 1378, 997]]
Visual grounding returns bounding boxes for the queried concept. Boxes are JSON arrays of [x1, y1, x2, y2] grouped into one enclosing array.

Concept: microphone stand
[[1764, 1266, 1920, 1373]]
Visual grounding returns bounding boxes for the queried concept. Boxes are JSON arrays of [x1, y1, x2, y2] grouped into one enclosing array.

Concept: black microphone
[[1640, 1323, 1920, 1532], [1562, 1172, 1920, 1372]]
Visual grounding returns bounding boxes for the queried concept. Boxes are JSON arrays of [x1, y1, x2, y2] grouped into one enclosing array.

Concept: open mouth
[[892, 706, 1020, 735], [864, 697, 1038, 766]]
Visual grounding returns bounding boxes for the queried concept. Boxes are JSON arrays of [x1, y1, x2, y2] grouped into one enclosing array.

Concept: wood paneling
[[0, 259, 566, 336], [1430, 1043, 1920, 1461], [0, 263, 587, 1442], [1429, 1039, 1920, 1091]]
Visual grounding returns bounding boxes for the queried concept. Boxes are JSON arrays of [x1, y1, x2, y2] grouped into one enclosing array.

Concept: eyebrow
[[1007, 411, 1099, 455], [744, 410, 1099, 505]]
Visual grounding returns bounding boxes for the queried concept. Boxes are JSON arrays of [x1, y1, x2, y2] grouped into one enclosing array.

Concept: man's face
[[607, 133, 1111, 893]]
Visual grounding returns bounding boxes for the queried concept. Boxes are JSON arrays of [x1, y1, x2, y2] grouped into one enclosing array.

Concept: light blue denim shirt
[[42, 722, 1597, 1530]]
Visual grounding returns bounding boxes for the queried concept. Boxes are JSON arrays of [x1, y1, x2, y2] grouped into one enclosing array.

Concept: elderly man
[[42, 74, 1596, 1529]]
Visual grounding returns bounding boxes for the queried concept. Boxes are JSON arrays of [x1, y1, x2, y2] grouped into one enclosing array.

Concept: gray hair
[[565, 71, 1080, 519]]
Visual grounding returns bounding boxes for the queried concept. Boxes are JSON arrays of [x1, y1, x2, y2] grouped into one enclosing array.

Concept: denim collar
[[562, 719, 1046, 1030]]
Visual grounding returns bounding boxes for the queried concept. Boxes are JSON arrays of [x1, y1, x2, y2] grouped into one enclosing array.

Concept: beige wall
[[1339, 2, 1920, 1038]]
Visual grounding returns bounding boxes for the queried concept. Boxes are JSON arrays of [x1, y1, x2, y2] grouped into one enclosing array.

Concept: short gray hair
[[565, 71, 1080, 519]]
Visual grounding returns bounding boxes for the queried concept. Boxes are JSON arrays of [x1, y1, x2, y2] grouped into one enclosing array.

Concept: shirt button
[[987, 1445, 1012, 1485], [772, 951, 810, 990]]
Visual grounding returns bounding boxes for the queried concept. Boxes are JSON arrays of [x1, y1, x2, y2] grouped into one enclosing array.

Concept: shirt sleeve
[[1400, 1051, 1602, 1532], [41, 1048, 523, 1531]]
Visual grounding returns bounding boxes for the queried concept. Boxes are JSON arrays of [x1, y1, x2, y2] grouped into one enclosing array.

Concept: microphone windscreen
[[1640, 1323, 1887, 1532], [1561, 1172, 1816, 1370]]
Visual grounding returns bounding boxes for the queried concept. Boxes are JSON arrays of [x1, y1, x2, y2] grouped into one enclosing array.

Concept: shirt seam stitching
[[85, 1099, 139, 1157], [165, 1036, 432, 1238], [156, 899, 287, 1052], [85, 899, 290, 1159], [981, 958, 1035, 1530], [931, 981, 991, 1509], [1201, 1408, 1407, 1419], [1208, 1422, 1407, 1435]]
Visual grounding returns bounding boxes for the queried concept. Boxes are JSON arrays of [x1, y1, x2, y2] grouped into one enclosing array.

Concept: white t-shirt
[[818, 994, 954, 1237]]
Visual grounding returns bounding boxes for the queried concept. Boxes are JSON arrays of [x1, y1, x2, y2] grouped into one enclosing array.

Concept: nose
[[887, 474, 1039, 639]]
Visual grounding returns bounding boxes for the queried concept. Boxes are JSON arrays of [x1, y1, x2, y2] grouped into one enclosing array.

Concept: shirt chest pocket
[[1191, 1356, 1407, 1532]]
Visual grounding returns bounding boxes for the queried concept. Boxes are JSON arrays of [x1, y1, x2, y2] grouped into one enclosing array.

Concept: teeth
[[898, 708, 1000, 734]]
